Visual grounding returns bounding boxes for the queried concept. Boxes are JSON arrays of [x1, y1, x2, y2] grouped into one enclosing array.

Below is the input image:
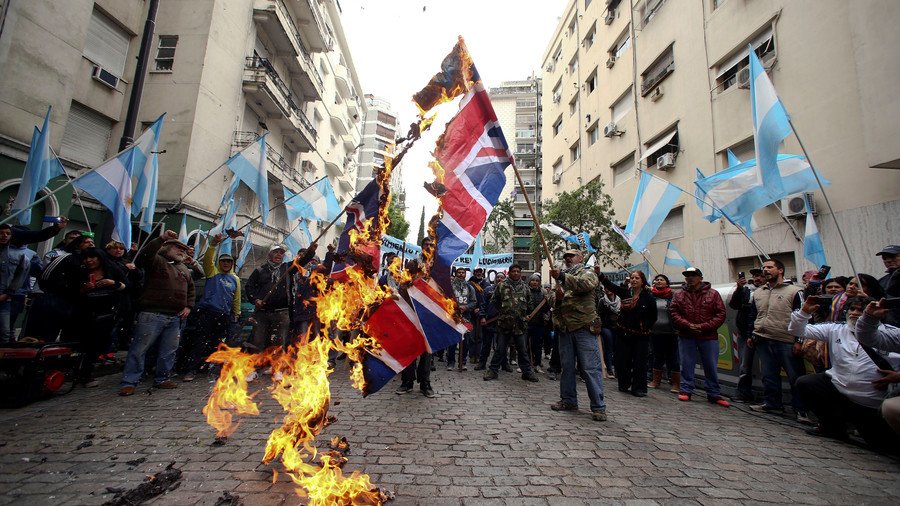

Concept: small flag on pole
[[12, 107, 65, 225], [178, 213, 189, 244], [663, 242, 691, 268], [622, 172, 681, 253], [803, 198, 827, 268], [225, 134, 269, 225], [130, 114, 165, 233], [236, 228, 253, 272], [283, 178, 341, 222], [749, 46, 790, 199]]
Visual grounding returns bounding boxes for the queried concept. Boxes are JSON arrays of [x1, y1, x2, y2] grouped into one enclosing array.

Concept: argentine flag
[[130, 114, 165, 232], [283, 219, 313, 262], [225, 134, 269, 225], [284, 177, 341, 222], [12, 107, 66, 225], [803, 202, 827, 268], [622, 172, 681, 253], [236, 228, 253, 272], [178, 213, 189, 244], [749, 46, 790, 199], [663, 242, 691, 268]]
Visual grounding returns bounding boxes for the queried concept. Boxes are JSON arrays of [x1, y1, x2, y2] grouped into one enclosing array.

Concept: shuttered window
[[655, 207, 684, 242], [60, 103, 113, 167], [83, 9, 131, 77]]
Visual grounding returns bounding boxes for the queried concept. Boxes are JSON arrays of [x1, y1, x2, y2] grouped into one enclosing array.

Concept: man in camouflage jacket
[[484, 264, 539, 382], [549, 249, 607, 421]]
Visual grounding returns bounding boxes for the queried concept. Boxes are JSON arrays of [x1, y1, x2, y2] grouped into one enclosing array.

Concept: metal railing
[[232, 130, 310, 187], [245, 56, 301, 115], [295, 111, 317, 142], [271, 0, 325, 90]]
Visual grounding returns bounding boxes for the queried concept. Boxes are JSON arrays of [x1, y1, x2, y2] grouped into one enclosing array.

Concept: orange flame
[[202, 344, 262, 437]]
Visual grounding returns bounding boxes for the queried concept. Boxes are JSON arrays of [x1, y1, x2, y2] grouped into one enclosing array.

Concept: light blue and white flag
[[622, 172, 681, 253], [663, 242, 691, 268], [284, 220, 312, 262], [225, 134, 269, 225], [219, 175, 241, 210], [696, 154, 828, 223], [473, 231, 484, 261], [694, 168, 721, 222], [749, 46, 789, 199], [284, 177, 341, 222], [236, 228, 253, 272], [539, 222, 595, 252], [130, 114, 165, 233], [803, 201, 827, 268], [178, 213, 188, 244], [210, 197, 239, 237], [72, 146, 137, 247], [726, 148, 741, 168], [193, 226, 204, 261], [13, 108, 66, 225]]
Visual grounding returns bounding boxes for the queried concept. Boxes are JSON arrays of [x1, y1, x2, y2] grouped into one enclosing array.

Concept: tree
[[531, 178, 630, 266], [416, 206, 425, 245], [483, 199, 514, 253], [385, 198, 410, 240]]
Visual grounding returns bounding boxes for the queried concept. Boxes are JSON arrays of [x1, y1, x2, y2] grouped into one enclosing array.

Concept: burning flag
[[331, 178, 383, 281], [412, 38, 474, 112]]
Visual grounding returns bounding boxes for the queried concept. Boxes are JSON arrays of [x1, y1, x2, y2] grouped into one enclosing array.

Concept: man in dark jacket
[[670, 267, 729, 407], [119, 230, 195, 396], [245, 244, 293, 353], [876, 245, 899, 326], [728, 267, 764, 402]]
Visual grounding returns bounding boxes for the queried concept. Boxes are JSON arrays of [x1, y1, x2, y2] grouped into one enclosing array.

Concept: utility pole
[[119, 0, 160, 151]]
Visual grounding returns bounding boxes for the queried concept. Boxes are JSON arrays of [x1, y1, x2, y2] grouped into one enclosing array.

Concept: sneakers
[[591, 410, 607, 421], [677, 393, 691, 402], [154, 380, 178, 389], [796, 412, 813, 425], [483, 369, 498, 381], [550, 400, 578, 411], [446, 366, 455, 371], [522, 373, 539, 383], [84, 379, 100, 388], [515, 367, 522, 373], [118, 386, 135, 396], [708, 396, 731, 407], [750, 403, 784, 413], [533, 366, 543, 374], [182, 374, 195, 382], [395, 385, 413, 395], [421, 387, 435, 398]]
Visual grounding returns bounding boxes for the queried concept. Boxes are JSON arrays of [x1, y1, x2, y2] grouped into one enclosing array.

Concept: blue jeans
[[600, 327, 616, 374], [756, 337, 806, 411], [736, 330, 756, 400], [0, 300, 11, 343], [559, 328, 606, 411], [446, 332, 470, 368], [490, 331, 532, 374], [121, 312, 184, 387], [679, 338, 721, 398]]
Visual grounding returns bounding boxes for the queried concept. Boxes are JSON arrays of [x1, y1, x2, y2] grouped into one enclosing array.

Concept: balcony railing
[[245, 56, 301, 115], [271, 0, 325, 90], [295, 111, 317, 142], [232, 130, 310, 187]]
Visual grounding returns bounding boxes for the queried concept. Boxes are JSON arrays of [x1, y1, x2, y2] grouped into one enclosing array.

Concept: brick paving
[[1, 362, 899, 505]]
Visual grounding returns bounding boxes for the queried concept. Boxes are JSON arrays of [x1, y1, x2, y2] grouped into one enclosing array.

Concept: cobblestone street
[[1, 362, 899, 505]]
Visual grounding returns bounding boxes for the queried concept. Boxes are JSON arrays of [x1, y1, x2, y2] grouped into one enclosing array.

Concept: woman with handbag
[[601, 271, 657, 397]]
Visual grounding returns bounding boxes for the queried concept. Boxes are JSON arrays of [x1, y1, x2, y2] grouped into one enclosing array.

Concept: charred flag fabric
[[362, 279, 466, 395], [331, 178, 381, 281]]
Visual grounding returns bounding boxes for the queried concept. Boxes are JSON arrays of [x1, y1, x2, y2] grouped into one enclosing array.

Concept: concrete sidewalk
[[0, 362, 898, 505]]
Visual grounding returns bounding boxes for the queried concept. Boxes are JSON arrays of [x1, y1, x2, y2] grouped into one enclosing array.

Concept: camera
[[817, 265, 831, 280], [738, 272, 745, 280], [41, 216, 63, 223]]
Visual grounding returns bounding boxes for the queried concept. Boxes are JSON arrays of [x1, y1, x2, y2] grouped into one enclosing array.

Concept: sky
[[339, 0, 568, 241]]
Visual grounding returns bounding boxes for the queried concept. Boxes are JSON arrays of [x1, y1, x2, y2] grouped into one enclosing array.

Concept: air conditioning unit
[[92, 65, 119, 89], [606, 56, 616, 69], [604, 12, 616, 25], [603, 122, 619, 137], [761, 51, 777, 68], [737, 66, 751, 89], [656, 152, 676, 170], [780, 193, 815, 217], [649, 85, 664, 102], [552, 92, 561, 104], [552, 171, 562, 184]]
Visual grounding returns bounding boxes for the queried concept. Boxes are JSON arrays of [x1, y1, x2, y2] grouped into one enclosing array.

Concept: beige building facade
[[0, 0, 365, 269], [357, 94, 401, 208], [541, 0, 900, 284]]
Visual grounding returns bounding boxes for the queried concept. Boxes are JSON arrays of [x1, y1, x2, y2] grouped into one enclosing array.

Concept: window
[[570, 141, 581, 163], [376, 111, 396, 125], [587, 124, 599, 146], [517, 143, 535, 154], [83, 9, 130, 77], [551, 80, 562, 105], [641, 0, 667, 27], [610, 87, 632, 124], [552, 116, 563, 137], [552, 158, 563, 184], [569, 95, 578, 116], [612, 155, 635, 187], [516, 99, 536, 108], [722, 138, 754, 168], [583, 23, 597, 50], [568, 17, 577, 37], [375, 124, 394, 139], [516, 129, 535, 139], [154, 35, 178, 71], [715, 29, 776, 92], [60, 102, 113, 167], [611, 31, 631, 61], [516, 114, 534, 125], [642, 128, 679, 168], [585, 70, 597, 94], [654, 207, 684, 242], [585, 0, 593, 10], [641, 44, 674, 96], [568, 55, 578, 75]]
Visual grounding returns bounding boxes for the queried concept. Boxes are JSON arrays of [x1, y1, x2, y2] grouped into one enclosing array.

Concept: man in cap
[[244, 243, 293, 355], [548, 249, 607, 421], [177, 233, 241, 382], [671, 267, 729, 407], [876, 245, 899, 326], [119, 230, 195, 395], [728, 267, 765, 402]]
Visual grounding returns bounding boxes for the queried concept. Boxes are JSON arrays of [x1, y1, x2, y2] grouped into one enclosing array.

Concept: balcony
[[251, 0, 323, 100], [337, 174, 354, 192], [294, 0, 333, 52], [249, 218, 289, 245], [243, 57, 316, 152], [342, 134, 356, 151], [324, 159, 342, 178], [334, 63, 352, 98], [232, 131, 310, 187], [329, 109, 348, 136], [347, 96, 360, 119]]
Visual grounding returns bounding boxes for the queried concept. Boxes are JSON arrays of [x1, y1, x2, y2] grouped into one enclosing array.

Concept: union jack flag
[[431, 74, 511, 296], [331, 178, 381, 280]]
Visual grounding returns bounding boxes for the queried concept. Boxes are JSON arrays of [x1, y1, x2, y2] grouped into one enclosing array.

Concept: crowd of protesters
[[3, 216, 898, 452]]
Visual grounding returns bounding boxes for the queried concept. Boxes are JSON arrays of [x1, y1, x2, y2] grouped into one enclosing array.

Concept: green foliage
[[416, 206, 425, 245], [531, 178, 630, 265], [484, 199, 514, 253], [385, 198, 410, 240]]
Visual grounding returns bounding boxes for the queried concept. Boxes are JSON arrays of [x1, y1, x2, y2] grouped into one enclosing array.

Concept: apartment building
[[488, 77, 542, 274], [357, 94, 403, 209], [0, 0, 365, 269], [541, 0, 900, 283]]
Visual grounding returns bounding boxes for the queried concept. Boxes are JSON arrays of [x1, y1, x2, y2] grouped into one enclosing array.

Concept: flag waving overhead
[[284, 220, 312, 262], [694, 168, 720, 222], [749, 46, 790, 199], [663, 242, 691, 268], [178, 213, 189, 244], [623, 172, 681, 253], [803, 201, 827, 268], [130, 114, 165, 232], [726, 149, 741, 168], [225, 134, 269, 225], [236, 228, 253, 272], [332, 178, 382, 280], [283, 178, 341, 222], [13, 107, 65, 225], [72, 147, 137, 247]]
